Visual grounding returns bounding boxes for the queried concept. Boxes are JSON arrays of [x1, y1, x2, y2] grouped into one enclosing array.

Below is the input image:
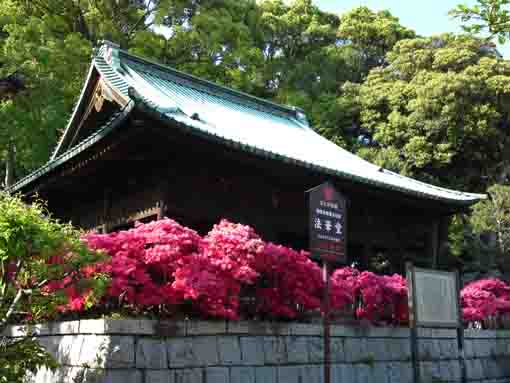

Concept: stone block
[[464, 339, 475, 358], [186, 320, 226, 335], [93, 369, 143, 383], [194, 336, 220, 366], [386, 362, 408, 383], [168, 338, 197, 368], [439, 339, 459, 360], [308, 337, 324, 363], [254, 367, 277, 383], [356, 364, 372, 383], [175, 369, 203, 383], [55, 335, 82, 366], [330, 325, 358, 337], [365, 339, 389, 362], [440, 360, 461, 381], [418, 339, 437, 361], [288, 323, 321, 336], [343, 337, 366, 363], [30, 321, 80, 336], [332, 364, 355, 382], [227, 321, 268, 335], [286, 336, 308, 364], [240, 337, 264, 366], [495, 338, 508, 357], [80, 319, 107, 334], [38, 335, 62, 360], [277, 366, 300, 383], [168, 336, 218, 367], [218, 336, 241, 365], [420, 361, 440, 382], [145, 370, 175, 383], [29, 366, 86, 383], [372, 363, 389, 383], [136, 338, 167, 369], [266, 322, 291, 336], [300, 365, 323, 383], [474, 339, 492, 358], [206, 367, 230, 383], [396, 362, 413, 383], [387, 339, 411, 361], [465, 358, 483, 380], [104, 319, 157, 335], [330, 337, 344, 363], [230, 367, 255, 383], [154, 321, 186, 337], [263, 336, 287, 364], [103, 336, 136, 368], [3, 324, 29, 337]]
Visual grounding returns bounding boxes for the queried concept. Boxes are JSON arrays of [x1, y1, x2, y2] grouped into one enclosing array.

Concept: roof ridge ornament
[[292, 106, 310, 127], [100, 40, 121, 72]]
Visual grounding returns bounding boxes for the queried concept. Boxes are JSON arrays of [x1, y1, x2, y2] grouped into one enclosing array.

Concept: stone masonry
[[3, 319, 510, 382]]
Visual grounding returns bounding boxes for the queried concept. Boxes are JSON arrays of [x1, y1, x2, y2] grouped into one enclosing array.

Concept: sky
[[313, 0, 510, 58]]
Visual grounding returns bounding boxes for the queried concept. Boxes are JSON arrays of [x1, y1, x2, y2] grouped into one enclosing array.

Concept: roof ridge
[[96, 41, 306, 121]]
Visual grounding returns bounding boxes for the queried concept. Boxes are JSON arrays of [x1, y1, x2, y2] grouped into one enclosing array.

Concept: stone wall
[[3, 319, 510, 383]]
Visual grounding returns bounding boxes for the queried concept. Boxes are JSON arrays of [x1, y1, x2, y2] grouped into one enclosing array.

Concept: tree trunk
[[4, 141, 15, 189]]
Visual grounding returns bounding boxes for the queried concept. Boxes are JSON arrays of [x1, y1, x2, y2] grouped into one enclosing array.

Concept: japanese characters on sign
[[308, 182, 347, 263]]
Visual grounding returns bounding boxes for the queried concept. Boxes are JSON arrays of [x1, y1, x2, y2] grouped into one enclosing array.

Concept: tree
[[338, 7, 415, 73], [471, 184, 510, 271], [312, 7, 416, 150], [354, 34, 510, 191], [0, 193, 106, 382], [450, 0, 510, 44]]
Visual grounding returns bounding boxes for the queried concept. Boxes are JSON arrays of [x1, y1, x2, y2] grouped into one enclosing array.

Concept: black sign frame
[[307, 182, 348, 263]]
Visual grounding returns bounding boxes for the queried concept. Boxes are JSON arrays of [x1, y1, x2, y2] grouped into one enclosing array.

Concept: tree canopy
[[353, 34, 510, 191]]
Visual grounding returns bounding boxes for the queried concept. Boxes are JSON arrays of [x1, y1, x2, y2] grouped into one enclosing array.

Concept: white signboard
[[407, 266, 460, 328]]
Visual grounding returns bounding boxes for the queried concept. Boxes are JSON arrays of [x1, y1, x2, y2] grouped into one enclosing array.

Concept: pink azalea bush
[[461, 278, 510, 324], [48, 217, 410, 324]]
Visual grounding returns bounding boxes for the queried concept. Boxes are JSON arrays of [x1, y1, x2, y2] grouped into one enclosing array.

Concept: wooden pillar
[[430, 220, 440, 269], [361, 243, 371, 270], [102, 188, 112, 233]]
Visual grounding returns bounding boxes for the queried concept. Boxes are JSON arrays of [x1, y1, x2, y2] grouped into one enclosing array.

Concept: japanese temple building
[[8, 41, 485, 273]]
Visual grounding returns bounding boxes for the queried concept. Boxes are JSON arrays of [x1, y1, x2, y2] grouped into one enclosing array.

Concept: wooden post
[[102, 188, 112, 233], [406, 262, 420, 383], [456, 268, 467, 383], [430, 220, 439, 268], [323, 261, 331, 383]]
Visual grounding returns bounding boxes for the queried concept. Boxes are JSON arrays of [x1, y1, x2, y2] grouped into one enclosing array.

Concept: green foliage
[[0, 192, 106, 382], [450, 0, 510, 44], [355, 34, 510, 190], [339, 6, 415, 71], [0, 337, 58, 383], [471, 184, 510, 258]]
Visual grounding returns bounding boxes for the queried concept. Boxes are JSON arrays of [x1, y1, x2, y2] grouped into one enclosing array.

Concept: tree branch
[[0, 288, 25, 335], [128, 0, 156, 38]]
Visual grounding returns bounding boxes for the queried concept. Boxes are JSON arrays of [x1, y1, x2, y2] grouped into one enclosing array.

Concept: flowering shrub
[[51, 217, 412, 324], [461, 278, 510, 324], [355, 272, 408, 324]]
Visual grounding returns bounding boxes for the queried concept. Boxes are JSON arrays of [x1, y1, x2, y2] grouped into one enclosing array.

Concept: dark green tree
[[354, 34, 510, 191]]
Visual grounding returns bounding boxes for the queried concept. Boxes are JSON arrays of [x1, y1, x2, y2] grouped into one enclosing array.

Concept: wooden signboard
[[407, 265, 460, 328], [308, 182, 347, 263]]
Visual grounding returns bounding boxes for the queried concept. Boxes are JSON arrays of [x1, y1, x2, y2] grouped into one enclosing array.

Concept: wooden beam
[[430, 220, 440, 268]]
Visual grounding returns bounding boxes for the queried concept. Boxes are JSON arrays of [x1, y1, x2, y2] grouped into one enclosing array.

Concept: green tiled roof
[[9, 41, 486, 206]]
